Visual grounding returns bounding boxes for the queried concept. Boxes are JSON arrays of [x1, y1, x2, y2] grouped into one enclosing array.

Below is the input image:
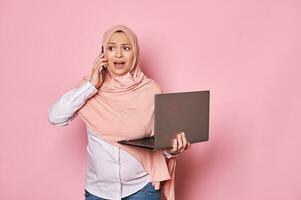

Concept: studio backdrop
[[0, 0, 300, 199]]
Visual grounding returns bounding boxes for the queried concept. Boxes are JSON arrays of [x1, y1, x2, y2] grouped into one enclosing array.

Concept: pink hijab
[[76, 25, 176, 200]]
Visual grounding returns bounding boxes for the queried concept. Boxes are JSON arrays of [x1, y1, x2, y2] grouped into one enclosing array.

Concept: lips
[[114, 61, 126, 69], [114, 61, 125, 64]]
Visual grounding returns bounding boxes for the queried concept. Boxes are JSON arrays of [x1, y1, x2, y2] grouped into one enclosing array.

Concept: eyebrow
[[107, 43, 130, 45]]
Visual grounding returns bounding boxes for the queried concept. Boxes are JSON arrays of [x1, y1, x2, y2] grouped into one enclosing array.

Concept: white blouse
[[48, 80, 175, 199]]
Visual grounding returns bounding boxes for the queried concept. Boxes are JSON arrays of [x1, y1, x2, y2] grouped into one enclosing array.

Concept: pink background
[[0, 0, 300, 199]]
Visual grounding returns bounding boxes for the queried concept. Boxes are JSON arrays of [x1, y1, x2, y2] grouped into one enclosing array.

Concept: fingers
[[181, 132, 191, 150], [181, 132, 188, 151], [172, 138, 177, 154], [177, 133, 183, 152], [186, 142, 191, 150], [168, 132, 192, 156], [94, 53, 104, 63], [176, 132, 188, 152], [176, 132, 191, 152], [95, 56, 107, 66], [93, 54, 108, 71]]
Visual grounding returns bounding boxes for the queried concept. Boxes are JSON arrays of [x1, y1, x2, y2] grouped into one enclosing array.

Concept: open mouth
[[114, 61, 126, 69]]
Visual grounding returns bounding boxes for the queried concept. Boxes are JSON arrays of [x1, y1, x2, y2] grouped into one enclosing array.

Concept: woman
[[48, 25, 191, 200]]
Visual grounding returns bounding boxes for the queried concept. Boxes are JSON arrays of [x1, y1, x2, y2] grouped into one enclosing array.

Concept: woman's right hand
[[89, 52, 108, 89]]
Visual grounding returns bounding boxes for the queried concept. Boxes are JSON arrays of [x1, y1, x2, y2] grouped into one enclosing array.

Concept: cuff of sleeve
[[70, 80, 98, 101], [86, 81, 98, 94], [162, 150, 178, 159]]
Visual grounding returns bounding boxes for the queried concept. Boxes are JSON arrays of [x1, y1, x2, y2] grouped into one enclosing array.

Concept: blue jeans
[[84, 182, 161, 200]]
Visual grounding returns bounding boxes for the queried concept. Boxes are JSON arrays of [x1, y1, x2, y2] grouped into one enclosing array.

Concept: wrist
[[163, 150, 178, 159], [89, 79, 97, 88]]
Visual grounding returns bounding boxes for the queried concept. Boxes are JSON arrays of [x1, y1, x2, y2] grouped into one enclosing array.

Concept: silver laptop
[[118, 90, 210, 151]]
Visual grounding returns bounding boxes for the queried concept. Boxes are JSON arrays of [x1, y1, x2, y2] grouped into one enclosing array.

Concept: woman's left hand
[[165, 132, 192, 156]]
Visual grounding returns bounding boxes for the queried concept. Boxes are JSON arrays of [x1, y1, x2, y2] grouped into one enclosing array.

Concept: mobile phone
[[99, 46, 107, 73]]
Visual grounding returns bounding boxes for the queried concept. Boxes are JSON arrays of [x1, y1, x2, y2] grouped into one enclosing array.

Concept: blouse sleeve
[[48, 80, 98, 126]]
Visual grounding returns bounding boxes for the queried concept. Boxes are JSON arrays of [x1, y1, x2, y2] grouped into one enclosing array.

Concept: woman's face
[[105, 31, 134, 76]]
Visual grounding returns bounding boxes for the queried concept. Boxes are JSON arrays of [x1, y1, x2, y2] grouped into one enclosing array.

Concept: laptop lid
[[154, 90, 210, 150]]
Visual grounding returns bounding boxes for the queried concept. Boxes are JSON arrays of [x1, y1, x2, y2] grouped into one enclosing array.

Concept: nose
[[116, 47, 123, 58]]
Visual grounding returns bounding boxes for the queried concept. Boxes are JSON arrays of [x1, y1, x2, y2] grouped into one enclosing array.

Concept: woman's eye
[[124, 46, 131, 51], [108, 46, 115, 51]]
